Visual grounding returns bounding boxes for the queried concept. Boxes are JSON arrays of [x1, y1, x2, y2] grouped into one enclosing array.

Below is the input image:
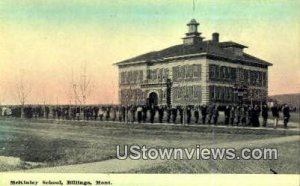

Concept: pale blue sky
[[0, 0, 299, 104], [1, 0, 299, 27]]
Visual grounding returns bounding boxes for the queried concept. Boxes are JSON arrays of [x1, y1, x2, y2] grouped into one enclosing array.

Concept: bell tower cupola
[[182, 19, 204, 45]]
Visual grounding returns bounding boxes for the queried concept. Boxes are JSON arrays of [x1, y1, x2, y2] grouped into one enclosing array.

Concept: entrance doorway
[[148, 92, 158, 106]]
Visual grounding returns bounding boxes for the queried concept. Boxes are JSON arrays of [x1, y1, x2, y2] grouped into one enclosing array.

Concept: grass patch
[[0, 119, 298, 173], [128, 141, 300, 174]]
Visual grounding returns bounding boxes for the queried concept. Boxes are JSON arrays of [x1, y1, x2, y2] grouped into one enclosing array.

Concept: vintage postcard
[[0, 0, 299, 185]]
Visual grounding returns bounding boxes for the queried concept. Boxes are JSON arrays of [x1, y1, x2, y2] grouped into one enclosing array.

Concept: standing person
[[93, 107, 99, 120], [71, 107, 76, 120], [207, 104, 214, 124], [117, 106, 122, 122], [179, 106, 184, 124], [158, 106, 164, 123], [261, 104, 269, 127], [137, 105, 143, 123], [130, 106, 136, 123], [253, 105, 261, 127], [194, 106, 200, 124], [83, 107, 87, 120], [98, 107, 104, 121], [45, 106, 50, 119], [230, 106, 235, 125], [115, 106, 120, 122], [150, 105, 156, 123], [111, 107, 117, 121], [142, 106, 148, 123], [166, 106, 172, 123], [271, 103, 280, 129], [235, 106, 241, 126], [105, 107, 111, 121], [241, 106, 247, 126], [121, 105, 126, 122], [64, 107, 69, 120], [76, 107, 80, 120], [212, 105, 219, 125], [247, 106, 253, 126], [57, 107, 62, 120], [186, 106, 192, 124], [283, 104, 290, 129], [172, 106, 177, 124], [201, 105, 207, 124], [127, 106, 131, 123], [224, 105, 230, 125]]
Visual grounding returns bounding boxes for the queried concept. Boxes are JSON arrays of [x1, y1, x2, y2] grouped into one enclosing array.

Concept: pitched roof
[[116, 41, 272, 66], [219, 41, 248, 49]]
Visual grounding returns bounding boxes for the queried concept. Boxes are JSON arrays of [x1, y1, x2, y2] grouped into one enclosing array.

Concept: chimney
[[212, 32, 219, 43]]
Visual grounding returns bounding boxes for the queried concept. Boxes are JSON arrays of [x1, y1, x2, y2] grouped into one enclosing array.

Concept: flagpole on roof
[[192, 0, 195, 16]]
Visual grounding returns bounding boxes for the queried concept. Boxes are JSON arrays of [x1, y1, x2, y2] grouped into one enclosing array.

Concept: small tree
[[14, 70, 31, 118], [68, 62, 94, 119], [70, 62, 93, 105]]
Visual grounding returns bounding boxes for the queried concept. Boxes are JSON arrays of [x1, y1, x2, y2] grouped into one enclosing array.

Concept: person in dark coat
[[230, 106, 235, 125], [252, 105, 261, 127], [186, 106, 192, 124], [166, 106, 171, 123], [247, 106, 254, 126], [45, 106, 50, 119], [118, 106, 122, 122], [158, 106, 164, 123], [120, 106, 126, 122], [261, 104, 269, 127], [106, 107, 111, 121], [133, 106, 137, 123], [93, 107, 99, 120], [241, 106, 247, 126], [137, 105, 143, 123], [194, 106, 200, 124], [172, 107, 177, 124], [57, 107, 62, 119], [235, 106, 241, 126], [283, 104, 290, 128], [201, 105, 207, 124], [224, 105, 231, 125], [179, 106, 184, 124], [212, 105, 219, 125], [142, 106, 148, 123], [271, 104, 280, 129], [76, 107, 80, 120], [150, 105, 156, 123], [207, 104, 214, 124]]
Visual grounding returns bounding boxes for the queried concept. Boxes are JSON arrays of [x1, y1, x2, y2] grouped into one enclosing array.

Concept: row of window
[[172, 85, 201, 100], [209, 65, 267, 87], [209, 65, 237, 81], [173, 64, 201, 82], [120, 65, 267, 87], [239, 69, 267, 87], [120, 70, 143, 85], [209, 86, 235, 102], [147, 68, 169, 82], [209, 85, 267, 102], [120, 89, 144, 101]]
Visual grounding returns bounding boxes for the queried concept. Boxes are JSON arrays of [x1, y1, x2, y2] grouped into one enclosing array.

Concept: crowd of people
[[1, 103, 292, 129]]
